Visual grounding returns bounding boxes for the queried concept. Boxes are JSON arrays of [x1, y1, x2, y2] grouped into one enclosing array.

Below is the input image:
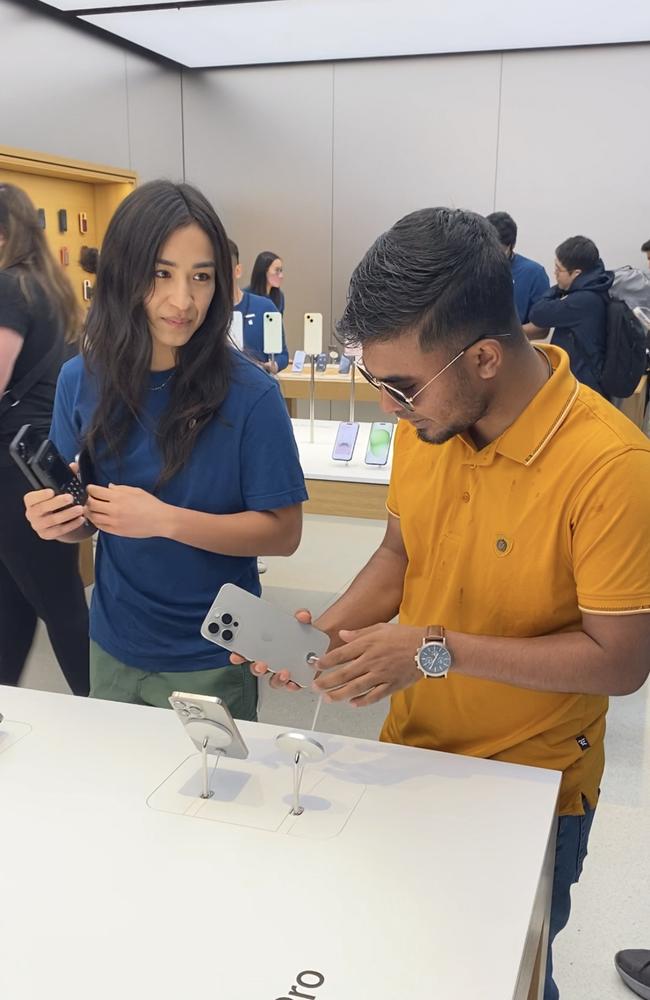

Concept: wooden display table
[[278, 366, 378, 416]]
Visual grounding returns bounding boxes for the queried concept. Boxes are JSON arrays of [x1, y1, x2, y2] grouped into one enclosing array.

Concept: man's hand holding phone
[[230, 608, 335, 691]]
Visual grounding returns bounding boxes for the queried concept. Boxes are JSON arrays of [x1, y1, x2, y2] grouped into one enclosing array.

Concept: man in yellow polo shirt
[[247, 208, 650, 1000]]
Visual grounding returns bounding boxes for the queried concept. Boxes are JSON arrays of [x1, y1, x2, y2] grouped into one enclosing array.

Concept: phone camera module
[[208, 622, 220, 635], [221, 629, 234, 642], [221, 613, 233, 625]]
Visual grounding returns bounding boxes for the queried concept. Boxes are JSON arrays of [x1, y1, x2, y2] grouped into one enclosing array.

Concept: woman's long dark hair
[[249, 250, 282, 308], [83, 180, 233, 485], [0, 183, 82, 342]]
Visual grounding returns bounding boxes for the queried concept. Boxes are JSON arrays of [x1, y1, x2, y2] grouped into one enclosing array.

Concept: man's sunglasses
[[356, 334, 512, 412]]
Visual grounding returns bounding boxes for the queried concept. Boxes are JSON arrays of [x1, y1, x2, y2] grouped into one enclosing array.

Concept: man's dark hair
[[555, 236, 600, 273], [227, 238, 239, 263], [337, 207, 521, 351], [641, 239, 650, 253], [486, 211, 517, 250]]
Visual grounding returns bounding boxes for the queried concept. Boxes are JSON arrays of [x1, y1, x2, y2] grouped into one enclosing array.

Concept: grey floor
[[18, 513, 650, 1000]]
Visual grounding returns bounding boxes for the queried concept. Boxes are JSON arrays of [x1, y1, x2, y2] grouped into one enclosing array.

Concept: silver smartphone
[[168, 692, 249, 759], [201, 583, 330, 688]]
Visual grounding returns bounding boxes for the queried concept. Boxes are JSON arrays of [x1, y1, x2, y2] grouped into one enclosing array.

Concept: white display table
[[291, 419, 393, 486], [0, 686, 559, 1000], [292, 419, 393, 518]]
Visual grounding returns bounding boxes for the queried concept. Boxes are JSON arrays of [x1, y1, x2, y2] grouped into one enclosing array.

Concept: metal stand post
[[291, 752, 305, 816], [309, 354, 316, 443], [349, 359, 356, 424], [200, 737, 222, 800]]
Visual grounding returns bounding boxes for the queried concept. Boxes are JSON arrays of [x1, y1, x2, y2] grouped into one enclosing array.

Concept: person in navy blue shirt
[[529, 235, 613, 396], [24, 181, 307, 720], [486, 212, 550, 337], [230, 240, 288, 373], [247, 250, 286, 315]]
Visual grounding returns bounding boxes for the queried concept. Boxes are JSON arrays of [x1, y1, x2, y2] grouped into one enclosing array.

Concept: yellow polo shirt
[[381, 344, 650, 814]]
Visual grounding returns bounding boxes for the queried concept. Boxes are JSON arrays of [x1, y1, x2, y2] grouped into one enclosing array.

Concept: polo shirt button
[[462, 491, 470, 503]]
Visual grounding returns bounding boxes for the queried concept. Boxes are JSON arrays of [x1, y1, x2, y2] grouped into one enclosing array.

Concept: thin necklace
[[150, 373, 174, 392]]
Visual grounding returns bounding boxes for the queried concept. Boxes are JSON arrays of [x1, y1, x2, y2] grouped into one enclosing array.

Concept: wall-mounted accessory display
[[82, 278, 93, 301], [59, 247, 69, 267], [57, 208, 67, 233], [36, 208, 46, 229], [78, 211, 88, 235]]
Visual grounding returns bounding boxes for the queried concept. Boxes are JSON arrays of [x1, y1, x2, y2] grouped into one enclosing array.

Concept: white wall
[[3, 0, 649, 354], [0, 0, 182, 181]]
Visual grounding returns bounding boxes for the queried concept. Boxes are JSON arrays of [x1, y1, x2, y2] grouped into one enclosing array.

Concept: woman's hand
[[84, 484, 170, 539], [24, 487, 87, 541]]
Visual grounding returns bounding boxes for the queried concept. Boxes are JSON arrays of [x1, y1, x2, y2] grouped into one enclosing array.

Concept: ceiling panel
[[34, 0, 650, 69]]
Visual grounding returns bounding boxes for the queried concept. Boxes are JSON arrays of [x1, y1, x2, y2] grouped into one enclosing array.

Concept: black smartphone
[[315, 352, 328, 372], [76, 446, 96, 490], [32, 439, 87, 506], [9, 424, 47, 490]]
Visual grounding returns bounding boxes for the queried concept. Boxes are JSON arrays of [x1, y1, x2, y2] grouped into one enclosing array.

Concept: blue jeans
[[544, 798, 597, 1000]]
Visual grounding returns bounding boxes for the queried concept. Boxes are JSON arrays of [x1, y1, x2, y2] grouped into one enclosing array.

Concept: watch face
[[418, 642, 452, 677]]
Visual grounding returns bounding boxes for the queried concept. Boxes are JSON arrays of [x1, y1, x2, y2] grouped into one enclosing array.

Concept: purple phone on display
[[332, 422, 360, 462]]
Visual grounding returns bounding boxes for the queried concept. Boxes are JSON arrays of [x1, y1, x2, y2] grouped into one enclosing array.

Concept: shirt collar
[[493, 344, 579, 466]]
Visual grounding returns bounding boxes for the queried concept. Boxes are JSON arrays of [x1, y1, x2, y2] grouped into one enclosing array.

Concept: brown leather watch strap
[[425, 625, 445, 642]]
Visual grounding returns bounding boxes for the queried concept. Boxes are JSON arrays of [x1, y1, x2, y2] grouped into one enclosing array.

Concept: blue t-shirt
[[511, 253, 550, 324], [50, 350, 307, 673]]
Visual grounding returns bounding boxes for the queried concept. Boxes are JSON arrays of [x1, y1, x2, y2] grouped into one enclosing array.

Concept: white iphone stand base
[[275, 731, 326, 816], [147, 734, 366, 839], [183, 719, 233, 800], [0, 719, 32, 756]]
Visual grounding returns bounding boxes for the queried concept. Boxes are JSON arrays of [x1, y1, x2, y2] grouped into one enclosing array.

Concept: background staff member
[[230, 239, 288, 373], [248, 250, 285, 314], [0, 183, 89, 695], [246, 208, 650, 1000], [25, 181, 306, 719]]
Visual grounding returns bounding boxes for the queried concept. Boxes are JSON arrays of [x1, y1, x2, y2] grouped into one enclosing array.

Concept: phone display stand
[[184, 719, 233, 800], [147, 736, 367, 839], [0, 718, 32, 756], [275, 732, 326, 816], [308, 353, 316, 444]]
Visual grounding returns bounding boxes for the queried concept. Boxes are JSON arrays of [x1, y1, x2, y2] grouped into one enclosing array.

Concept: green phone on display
[[364, 421, 394, 466]]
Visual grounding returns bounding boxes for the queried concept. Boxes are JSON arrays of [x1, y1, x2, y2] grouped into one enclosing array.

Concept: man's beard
[[414, 380, 489, 446]]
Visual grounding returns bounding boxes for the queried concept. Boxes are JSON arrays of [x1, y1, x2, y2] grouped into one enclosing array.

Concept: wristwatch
[[415, 625, 453, 679]]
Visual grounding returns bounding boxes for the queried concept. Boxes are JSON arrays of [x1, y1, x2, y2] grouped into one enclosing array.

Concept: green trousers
[[89, 640, 258, 721]]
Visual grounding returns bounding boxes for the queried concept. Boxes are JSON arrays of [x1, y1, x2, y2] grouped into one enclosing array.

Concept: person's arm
[[314, 448, 650, 705], [529, 287, 589, 328], [237, 512, 408, 690], [522, 322, 550, 340], [313, 611, 650, 707], [84, 486, 301, 556], [0, 327, 24, 395], [522, 268, 552, 338], [316, 513, 407, 643]]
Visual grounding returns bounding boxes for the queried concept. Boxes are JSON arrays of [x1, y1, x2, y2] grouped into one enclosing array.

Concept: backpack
[[601, 295, 648, 399], [611, 265, 650, 311]]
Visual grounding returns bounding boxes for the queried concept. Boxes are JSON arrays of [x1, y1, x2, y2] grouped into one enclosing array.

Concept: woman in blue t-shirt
[[24, 181, 307, 719], [248, 250, 286, 314]]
